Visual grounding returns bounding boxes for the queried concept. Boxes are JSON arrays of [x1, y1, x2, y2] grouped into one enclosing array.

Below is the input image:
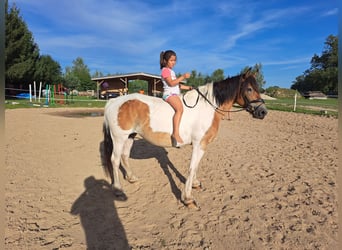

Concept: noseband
[[243, 96, 265, 114]]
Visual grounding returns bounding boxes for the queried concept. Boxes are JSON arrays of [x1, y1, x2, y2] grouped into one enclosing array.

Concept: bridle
[[242, 94, 265, 114], [182, 87, 265, 116]]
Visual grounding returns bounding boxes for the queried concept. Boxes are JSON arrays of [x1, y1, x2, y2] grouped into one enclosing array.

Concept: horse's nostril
[[255, 109, 267, 119], [261, 110, 267, 118]]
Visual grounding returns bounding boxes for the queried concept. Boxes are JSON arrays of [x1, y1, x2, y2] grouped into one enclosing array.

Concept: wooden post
[[29, 84, 32, 102], [33, 81, 37, 102], [38, 81, 42, 102]]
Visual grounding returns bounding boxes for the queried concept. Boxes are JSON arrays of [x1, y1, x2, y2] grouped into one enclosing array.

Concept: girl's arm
[[164, 72, 190, 87], [179, 84, 193, 90]]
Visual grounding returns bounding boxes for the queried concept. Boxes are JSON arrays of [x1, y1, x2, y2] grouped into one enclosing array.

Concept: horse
[[102, 69, 267, 209]]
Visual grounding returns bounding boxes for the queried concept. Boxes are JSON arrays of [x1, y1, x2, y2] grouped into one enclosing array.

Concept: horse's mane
[[186, 72, 259, 108], [212, 73, 259, 106]]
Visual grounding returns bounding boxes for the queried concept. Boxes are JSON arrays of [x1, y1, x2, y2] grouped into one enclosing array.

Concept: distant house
[[302, 91, 327, 100]]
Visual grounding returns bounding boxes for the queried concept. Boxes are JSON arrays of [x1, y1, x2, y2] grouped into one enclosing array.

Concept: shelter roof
[[91, 72, 161, 82]]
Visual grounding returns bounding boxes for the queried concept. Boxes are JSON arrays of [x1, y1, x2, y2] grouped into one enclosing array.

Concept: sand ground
[[5, 108, 338, 249]]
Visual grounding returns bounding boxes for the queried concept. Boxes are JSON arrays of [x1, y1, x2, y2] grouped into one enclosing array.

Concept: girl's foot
[[171, 135, 184, 148]]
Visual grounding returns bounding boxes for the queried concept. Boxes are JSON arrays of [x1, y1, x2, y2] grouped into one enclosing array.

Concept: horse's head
[[236, 69, 268, 119]]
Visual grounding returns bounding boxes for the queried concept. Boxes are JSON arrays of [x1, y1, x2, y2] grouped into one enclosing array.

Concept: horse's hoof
[[113, 188, 128, 201], [126, 175, 139, 183], [183, 199, 201, 210], [192, 183, 202, 190]]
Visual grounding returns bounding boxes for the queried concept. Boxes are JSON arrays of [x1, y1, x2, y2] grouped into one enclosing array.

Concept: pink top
[[161, 67, 180, 96]]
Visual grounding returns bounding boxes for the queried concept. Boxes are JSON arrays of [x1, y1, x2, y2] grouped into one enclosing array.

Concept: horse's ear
[[242, 67, 252, 80], [253, 68, 259, 77]]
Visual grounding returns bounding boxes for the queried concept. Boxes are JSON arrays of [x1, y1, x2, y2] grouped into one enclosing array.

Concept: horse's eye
[[247, 87, 253, 93]]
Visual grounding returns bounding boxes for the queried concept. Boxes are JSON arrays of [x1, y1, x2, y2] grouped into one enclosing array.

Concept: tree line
[[290, 35, 337, 95], [5, 1, 337, 97], [5, 1, 95, 96]]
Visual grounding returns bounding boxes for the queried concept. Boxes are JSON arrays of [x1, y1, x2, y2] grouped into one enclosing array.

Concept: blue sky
[[10, 0, 338, 88]]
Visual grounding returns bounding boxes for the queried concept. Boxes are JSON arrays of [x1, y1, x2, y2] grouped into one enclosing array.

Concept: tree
[[210, 69, 225, 82], [5, 1, 39, 89], [63, 70, 81, 91], [64, 57, 96, 91], [186, 70, 207, 87], [34, 55, 62, 85], [184, 66, 263, 90], [241, 63, 266, 91], [129, 80, 147, 93], [92, 70, 104, 78], [291, 35, 337, 94]]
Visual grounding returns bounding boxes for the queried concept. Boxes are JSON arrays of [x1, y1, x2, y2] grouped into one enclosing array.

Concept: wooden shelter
[[302, 91, 327, 99], [92, 72, 164, 98]]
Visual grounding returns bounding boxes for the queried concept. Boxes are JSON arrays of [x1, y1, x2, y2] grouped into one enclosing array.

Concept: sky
[[9, 0, 338, 89]]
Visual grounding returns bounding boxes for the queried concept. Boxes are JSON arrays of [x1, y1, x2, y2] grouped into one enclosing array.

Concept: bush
[[266, 87, 299, 98]]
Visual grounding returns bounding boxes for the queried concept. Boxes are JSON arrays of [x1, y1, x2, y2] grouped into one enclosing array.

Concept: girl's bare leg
[[167, 96, 184, 144]]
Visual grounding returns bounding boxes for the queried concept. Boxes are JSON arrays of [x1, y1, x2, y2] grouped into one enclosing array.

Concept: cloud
[[321, 8, 338, 17], [222, 6, 311, 50], [263, 57, 312, 66]]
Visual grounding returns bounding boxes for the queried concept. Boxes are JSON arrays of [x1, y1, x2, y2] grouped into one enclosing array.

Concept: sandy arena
[[5, 108, 338, 249]]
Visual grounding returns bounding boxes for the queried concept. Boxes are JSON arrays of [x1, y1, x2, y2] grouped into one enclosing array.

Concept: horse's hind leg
[[121, 134, 138, 183], [110, 137, 126, 193]]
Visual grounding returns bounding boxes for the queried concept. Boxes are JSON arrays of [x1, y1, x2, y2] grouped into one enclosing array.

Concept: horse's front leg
[[182, 143, 205, 209]]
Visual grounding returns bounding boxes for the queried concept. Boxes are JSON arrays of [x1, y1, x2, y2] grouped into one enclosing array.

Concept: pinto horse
[[102, 69, 267, 209]]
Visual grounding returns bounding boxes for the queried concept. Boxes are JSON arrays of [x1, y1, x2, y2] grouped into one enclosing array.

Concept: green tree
[[241, 63, 266, 90], [129, 80, 147, 93], [210, 69, 225, 82], [186, 70, 207, 87], [64, 71, 81, 91], [5, 1, 39, 89], [34, 55, 62, 85], [291, 35, 337, 94], [92, 70, 104, 78], [64, 57, 95, 91]]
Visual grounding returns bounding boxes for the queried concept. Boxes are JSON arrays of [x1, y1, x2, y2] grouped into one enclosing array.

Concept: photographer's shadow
[[70, 176, 130, 250]]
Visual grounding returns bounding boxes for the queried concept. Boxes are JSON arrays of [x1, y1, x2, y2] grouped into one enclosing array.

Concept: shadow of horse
[[70, 176, 130, 250], [99, 138, 186, 201]]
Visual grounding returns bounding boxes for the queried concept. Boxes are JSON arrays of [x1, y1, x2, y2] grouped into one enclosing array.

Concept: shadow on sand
[[130, 139, 186, 200], [99, 137, 186, 202], [70, 176, 130, 250]]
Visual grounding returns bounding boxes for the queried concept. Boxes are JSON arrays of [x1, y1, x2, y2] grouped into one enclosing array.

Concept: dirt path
[[5, 108, 338, 249]]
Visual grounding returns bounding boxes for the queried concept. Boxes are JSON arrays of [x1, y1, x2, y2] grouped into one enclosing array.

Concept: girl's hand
[[183, 73, 190, 79]]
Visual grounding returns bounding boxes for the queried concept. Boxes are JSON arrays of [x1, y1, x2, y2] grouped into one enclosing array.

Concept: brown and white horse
[[102, 69, 267, 209]]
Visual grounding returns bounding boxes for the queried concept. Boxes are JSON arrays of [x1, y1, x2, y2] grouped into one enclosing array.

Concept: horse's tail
[[102, 120, 114, 181]]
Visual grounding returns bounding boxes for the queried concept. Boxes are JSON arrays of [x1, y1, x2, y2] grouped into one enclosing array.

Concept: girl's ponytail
[[160, 51, 165, 69]]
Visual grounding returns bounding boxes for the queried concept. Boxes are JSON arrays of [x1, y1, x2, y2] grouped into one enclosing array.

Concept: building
[[91, 72, 164, 99], [302, 91, 327, 99]]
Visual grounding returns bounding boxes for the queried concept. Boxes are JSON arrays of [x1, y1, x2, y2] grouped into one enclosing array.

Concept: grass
[[264, 97, 338, 117], [5, 95, 338, 118], [5, 96, 107, 109]]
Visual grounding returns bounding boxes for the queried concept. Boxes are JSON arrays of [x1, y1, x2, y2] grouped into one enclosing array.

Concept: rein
[[183, 88, 265, 116], [182, 88, 247, 115]]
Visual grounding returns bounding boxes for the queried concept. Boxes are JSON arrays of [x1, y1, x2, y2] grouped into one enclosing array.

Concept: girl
[[160, 50, 192, 148]]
